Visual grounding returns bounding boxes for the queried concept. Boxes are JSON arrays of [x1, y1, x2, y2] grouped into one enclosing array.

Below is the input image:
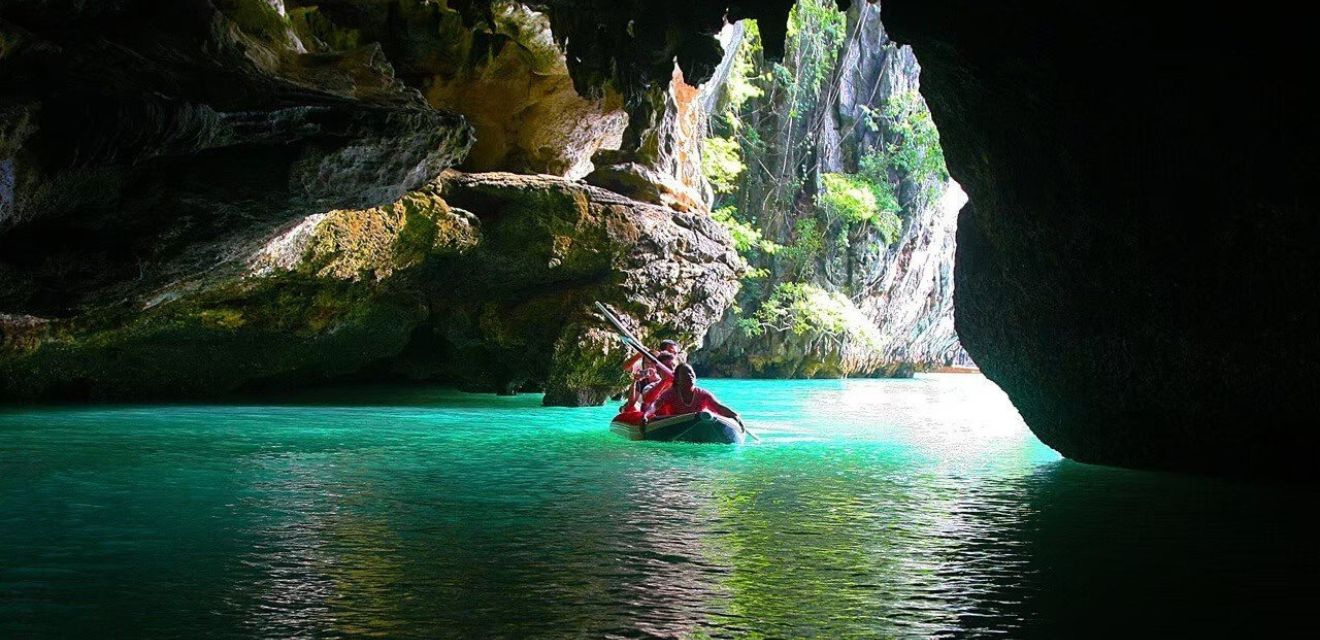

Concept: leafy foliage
[[818, 170, 902, 246], [712, 206, 781, 257], [818, 173, 878, 225], [781, 0, 846, 108], [725, 22, 767, 116], [776, 218, 825, 268], [861, 91, 950, 206], [702, 137, 746, 194], [737, 282, 881, 349], [699, 1, 953, 343]]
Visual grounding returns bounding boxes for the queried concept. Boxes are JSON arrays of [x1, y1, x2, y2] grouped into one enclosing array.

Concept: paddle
[[595, 303, 647, 353], [595, 302, 672, 376], [595, 302, 761, 442]]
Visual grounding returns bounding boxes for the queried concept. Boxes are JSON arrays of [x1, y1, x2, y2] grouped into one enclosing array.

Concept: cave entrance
[[693, 0, 976, 381]]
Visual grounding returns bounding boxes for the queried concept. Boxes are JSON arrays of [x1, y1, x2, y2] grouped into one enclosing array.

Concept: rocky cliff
[[696, 1, 967, 378], [0, 171, 741, 402], [0, 0, 744, 405], [1, 0, 474, 315], [7, 0, 1318, 476]]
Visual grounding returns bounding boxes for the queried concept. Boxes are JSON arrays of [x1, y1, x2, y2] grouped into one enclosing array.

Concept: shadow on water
[[973, 462, 1320, 638]]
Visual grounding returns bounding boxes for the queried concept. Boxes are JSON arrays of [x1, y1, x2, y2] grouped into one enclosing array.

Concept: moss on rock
[[2, 172, 741, 405], [0, 276, 423, 401]]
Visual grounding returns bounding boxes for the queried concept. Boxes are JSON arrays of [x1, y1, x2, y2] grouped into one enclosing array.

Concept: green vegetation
[[702, 137, 746, 195], [736, 282, 880, 349], [818, 172, 902, 246], [216, 0, 290, 42], [860, 91, 950, 205], [776, 218, 825, 269], [814, 90, 949, 250], [699, 1, 952, 359], [712, 206, 780, 257], [288, 6, 364, 51], [780, 0, 847, 117], [880, 91, 948, 185]]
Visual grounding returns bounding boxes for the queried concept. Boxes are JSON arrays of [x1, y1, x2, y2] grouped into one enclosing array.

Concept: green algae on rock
[[1, 173, 740, 405], [433, 172, 743, 405]]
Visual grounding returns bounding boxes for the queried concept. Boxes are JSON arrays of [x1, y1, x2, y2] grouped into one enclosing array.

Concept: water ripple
[[2, 376, 1316, 638]]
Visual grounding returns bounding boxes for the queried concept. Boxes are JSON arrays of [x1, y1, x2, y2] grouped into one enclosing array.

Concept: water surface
[[2, 375, 1314, 638]]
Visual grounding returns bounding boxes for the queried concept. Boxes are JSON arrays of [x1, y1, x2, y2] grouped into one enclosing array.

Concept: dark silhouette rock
[[883, 0, 1320, 476], [0, 0, 473, 314]]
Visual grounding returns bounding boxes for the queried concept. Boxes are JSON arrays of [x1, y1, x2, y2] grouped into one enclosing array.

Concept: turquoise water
[[1, 375, 1315, 638]]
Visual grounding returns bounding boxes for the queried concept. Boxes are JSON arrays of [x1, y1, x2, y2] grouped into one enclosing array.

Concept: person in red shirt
[[618, 352, 677, 418], [645, 363, 744, 432]]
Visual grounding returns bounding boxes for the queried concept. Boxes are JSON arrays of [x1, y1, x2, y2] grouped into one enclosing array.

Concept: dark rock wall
[[0, 0, 473, 315], [882, 1, 1320, 475]]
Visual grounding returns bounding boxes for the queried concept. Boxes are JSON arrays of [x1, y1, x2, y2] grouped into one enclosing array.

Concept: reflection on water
[[1, 375, 1315, 638]]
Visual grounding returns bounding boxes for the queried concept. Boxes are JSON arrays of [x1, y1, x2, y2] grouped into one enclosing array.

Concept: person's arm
[[622, 351, 643, 373], [643, 389, 672, 421], [656, 366, 673, 382], [704, 393, 746, 430], [640, 380, 669, 418]]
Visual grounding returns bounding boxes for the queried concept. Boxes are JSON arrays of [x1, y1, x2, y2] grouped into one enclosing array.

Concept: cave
[[3, 0, 1318, 481], [3, 1, 1318, 637]]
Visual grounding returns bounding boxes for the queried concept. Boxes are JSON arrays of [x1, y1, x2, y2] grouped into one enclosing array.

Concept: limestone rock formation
[[882, 1, 1320, 475], [697, 1, 966, 378], [0, 0, 474, 314], [288, 0, 628, 179], [0, 173, 741, 404], [432, 172, 742, 404], [1, 0, 741, 406], [8, 0, 1315, 476]]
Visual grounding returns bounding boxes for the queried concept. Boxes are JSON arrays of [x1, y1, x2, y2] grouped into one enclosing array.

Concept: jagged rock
[[431, 171, 742, 405], [698, 1, 966, 378], [0, 0, 473, 315], [289, 0, 628, 179], [0, 172, 741, 403], [583, 160, 703, 212]]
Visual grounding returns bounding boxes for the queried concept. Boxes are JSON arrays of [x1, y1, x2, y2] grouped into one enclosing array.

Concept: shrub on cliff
[[819, 172, 903, 246], [738, 282, 881, 350]]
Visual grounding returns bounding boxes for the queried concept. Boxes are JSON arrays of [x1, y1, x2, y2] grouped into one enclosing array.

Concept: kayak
[[610, 410, 745, 445]]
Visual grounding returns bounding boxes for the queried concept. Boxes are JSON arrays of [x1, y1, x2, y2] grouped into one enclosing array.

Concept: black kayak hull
[[610, 411, 745, 445]]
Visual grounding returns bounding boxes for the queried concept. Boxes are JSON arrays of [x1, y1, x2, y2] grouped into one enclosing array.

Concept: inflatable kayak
[[610, 410, 745, 445]]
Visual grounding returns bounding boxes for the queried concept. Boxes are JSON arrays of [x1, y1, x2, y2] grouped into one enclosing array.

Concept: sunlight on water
[[1, 375, 1314, 638]]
